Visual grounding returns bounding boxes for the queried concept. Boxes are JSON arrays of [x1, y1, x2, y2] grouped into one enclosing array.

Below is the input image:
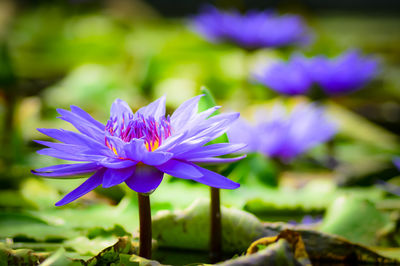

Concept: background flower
[[190, 5, 312, 50], [32, 96, 245, 206], [227, 102, 337, 162], [309, 50, 379, 95], [253, 55, 313, 96]]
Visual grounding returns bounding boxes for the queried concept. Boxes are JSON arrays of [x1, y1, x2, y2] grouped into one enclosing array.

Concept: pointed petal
[[55, 169, 105, 206], [57, 108, 104, 142], [37, 148, 103, 162], [193, 165, 240, 189], [156, 159, 202, 179], [176, 143, 247, 159], [37, 128, 105, 151], [136, 96, 166, 118], [157, 131, 188, 152], [110, 99, 133, 119], [102, 166, 136, 188], [125, 165, 164, 193], [70, 105, 105, 131], [124, 139, 147, 162], [188, 155, 246, 164], [142, 151, 173, 166], [32, 162, 100, 178], [171, 95, 203, 129], [98, 158, 137, 169]]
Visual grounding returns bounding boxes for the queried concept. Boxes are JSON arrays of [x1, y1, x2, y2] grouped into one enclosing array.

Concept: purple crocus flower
[[32, 96, 245, 206], [191, 6, 312, 50], [254, 55, 313, 96], [227, 102, 337, 162], [310, 50, 378, 95]]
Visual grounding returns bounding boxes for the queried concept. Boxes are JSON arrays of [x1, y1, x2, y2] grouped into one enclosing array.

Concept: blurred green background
[[1, 0, 400, 264]]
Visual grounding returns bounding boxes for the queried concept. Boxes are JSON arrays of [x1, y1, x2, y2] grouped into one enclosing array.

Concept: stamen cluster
[[105, 114, 172, 151]]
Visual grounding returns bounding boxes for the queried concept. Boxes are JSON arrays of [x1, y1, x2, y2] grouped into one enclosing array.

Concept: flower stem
[[138, 193, 152, 259], [210, 187, 222, 263]]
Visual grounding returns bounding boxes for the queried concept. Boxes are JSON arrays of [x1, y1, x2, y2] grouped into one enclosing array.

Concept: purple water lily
[[191, 5, 312, 50], [310, 50, 378, 95], [227, 102, 337, 162], [254, 55, 312, 96], [32, 96, 245, 206]]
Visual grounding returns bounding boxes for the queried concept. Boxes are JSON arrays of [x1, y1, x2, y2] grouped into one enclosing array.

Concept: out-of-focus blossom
[[255, 51, 378, 97], [288, 215, 322, 226], [190, 6, 312, 50], [394, 157, 400, 170], [310, 50, 379, 95], [32, 96, 245, 206], [227, 102, 337, 162], [254, 55, 312, 95]]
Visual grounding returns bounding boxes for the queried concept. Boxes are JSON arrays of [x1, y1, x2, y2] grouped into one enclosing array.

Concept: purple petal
[[55, 169, 105, 206], [70, 105, 105, 131], [110, 99, 133, 119], [102, 166, 136, 188], [136, 96, 166, 118], [142, 151, 173, 166], [188, 155, 246, 164], [37, 128, 105, 150], [227, 119, 258, 153], [125, 165, 164, 193], [176, 143, 247, 159], [156, 159, 203, 179], [98, 158, 137, 169], [32, 162, 101, 178], [37, 148, 103, 162], [171, 95, 203, 130], [157, 131, 189, 152], [124, 139, 147, 162], [57, 108, 104, 142], [193, 165, 240, 189], [105, 135, 128, 158]]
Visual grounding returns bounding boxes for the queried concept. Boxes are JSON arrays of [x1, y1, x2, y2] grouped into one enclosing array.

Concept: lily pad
[[319, 196, 393, 246], [152, 198, 266, 253]]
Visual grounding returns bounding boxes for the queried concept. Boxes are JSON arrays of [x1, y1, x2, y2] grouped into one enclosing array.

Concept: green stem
[[138, 193, 152, 259], [210, 187, 222, 263]]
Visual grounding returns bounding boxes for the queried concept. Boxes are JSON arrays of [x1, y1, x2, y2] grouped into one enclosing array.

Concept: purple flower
[[310, 50, 379, 95], [394, 157, 400, 171], [32, 96, 245, 206], [190, 6, 312, 50], [254, 55, 313, 96], [227, 102, 337, 162]]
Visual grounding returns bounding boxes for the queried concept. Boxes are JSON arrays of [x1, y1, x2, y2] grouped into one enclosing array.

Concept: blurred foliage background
[[1, 0, 400, 264]]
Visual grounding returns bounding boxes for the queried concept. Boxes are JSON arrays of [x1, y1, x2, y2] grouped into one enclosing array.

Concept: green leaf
[[320, 196, 393, 246], [0, 211, 78, 242], [152, 198, 266, 253], [198, 86, 229, 144]]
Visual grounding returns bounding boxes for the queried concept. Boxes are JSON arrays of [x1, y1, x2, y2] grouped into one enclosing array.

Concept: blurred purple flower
[[394, 157, 400, 170], [254, 55, 313, 95], [32, 96, 245, 206], [190, 6, 312, 50], [288, 215, 322, 226], [310, 50, 379, 95], [227, 102, 337, 162]]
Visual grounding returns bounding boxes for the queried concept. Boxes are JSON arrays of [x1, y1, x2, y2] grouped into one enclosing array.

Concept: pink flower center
[[105, 114, 172, 152]]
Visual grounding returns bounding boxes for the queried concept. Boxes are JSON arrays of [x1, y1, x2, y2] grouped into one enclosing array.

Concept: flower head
[[310, 50, 379, 95], [191, 6, 312, 50], [254, 55, 312, 96], [227, 102, 337, 162], [32, 96, 245, 206]]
